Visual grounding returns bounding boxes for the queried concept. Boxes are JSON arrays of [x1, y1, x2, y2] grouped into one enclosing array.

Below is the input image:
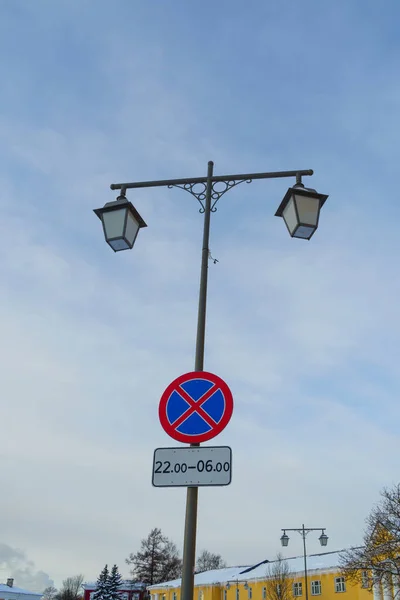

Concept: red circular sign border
[[158, 371, 234, 444]]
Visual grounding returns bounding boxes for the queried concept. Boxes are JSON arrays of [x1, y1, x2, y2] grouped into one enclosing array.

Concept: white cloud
[[0, 544, 53, 592]]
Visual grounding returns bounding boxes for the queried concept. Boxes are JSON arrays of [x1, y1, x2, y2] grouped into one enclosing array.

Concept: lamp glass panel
[[109, 238, 130, 251], [102, 208, 127, 241], [125, 211, 140, 246], [293, 225, 315, 239], [294, 195, 320, 226], [282, 197, 298, 235]]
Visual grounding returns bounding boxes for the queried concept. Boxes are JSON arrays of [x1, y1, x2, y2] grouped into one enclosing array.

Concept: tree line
[[125, 528, 226, 585], [43, 575, 85, 600], [43, 566, 123, 600], [42, 528, 225, 597]]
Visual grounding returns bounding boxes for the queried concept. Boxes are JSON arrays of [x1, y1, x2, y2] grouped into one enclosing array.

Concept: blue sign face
[[159, 371, 234, 444], [166, 378, 226, 436]]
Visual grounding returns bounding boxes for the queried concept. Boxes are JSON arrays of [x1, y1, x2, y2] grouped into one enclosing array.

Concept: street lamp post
[[94, 161, 328, 600], [226, 580, 249, 600], [280, 526, 328, 600]]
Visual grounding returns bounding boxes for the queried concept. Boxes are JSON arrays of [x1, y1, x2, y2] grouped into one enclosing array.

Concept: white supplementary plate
[[152, 446, 232, 487]]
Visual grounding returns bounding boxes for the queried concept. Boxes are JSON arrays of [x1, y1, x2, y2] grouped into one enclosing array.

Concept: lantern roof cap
[[275, 184, 328, 218], [94, 196, 147, 228]]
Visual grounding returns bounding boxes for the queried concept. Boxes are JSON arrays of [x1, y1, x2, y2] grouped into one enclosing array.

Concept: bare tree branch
[[56, 575, 84, 600], [196, 551, 226, 573], [340, 484, 400, 596], [265, 554, 292, 600]]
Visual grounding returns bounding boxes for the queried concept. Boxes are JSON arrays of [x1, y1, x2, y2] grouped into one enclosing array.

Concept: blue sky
[[1, 0, 400, 591]]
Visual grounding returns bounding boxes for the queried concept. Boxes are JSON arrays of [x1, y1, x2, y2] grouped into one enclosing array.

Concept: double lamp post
[[281, 526, 328, 600], [94, 161, 329, 600]]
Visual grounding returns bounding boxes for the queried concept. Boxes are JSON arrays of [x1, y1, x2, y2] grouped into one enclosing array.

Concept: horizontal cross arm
[[282, 527, 326, 532], [110, 169, 313, 191]]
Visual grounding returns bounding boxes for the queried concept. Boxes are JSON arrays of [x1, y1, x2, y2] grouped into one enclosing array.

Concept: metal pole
[[180, 160, 214, 600], [302, 525, 309, 600]]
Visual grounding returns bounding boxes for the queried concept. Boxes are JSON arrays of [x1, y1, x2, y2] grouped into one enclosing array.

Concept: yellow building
[[147, 551, 374, 600]]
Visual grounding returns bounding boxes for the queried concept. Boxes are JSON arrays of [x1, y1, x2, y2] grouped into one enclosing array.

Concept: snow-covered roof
[[0, 584, 42, 596], [147, 550, 343, 590]]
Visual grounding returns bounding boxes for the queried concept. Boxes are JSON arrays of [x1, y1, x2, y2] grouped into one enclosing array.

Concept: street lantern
[[94, 195, 147, 252], [280, 532, 289, 547], [275, 184, 328, 240], [319, 532, 328, 547]]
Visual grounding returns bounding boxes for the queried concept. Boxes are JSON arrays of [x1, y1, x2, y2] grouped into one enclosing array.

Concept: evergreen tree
[[126, 528, 182, 585], [109, 565, 123, 600], [93, 565, 110, 600]]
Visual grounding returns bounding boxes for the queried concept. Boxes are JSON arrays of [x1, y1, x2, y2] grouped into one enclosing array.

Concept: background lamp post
[[226, 580, 248, 599], [94, 162, 328, 600], [280, 525, 328, 600]]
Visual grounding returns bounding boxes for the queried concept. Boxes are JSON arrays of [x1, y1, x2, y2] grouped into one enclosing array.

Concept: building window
[[293, 583, 303, 597], [361, 572, 369, 588], [335, 578, 346, 593], [276, 585, 281, 598], [224, 591, 227, 600], [311, 581, 321, 596], [173, 593, 177, 600], [248, 588, 252, 600], [236, 588, 240, 600], [199, 593, 204, 600], [262, 588, 266, 600]]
